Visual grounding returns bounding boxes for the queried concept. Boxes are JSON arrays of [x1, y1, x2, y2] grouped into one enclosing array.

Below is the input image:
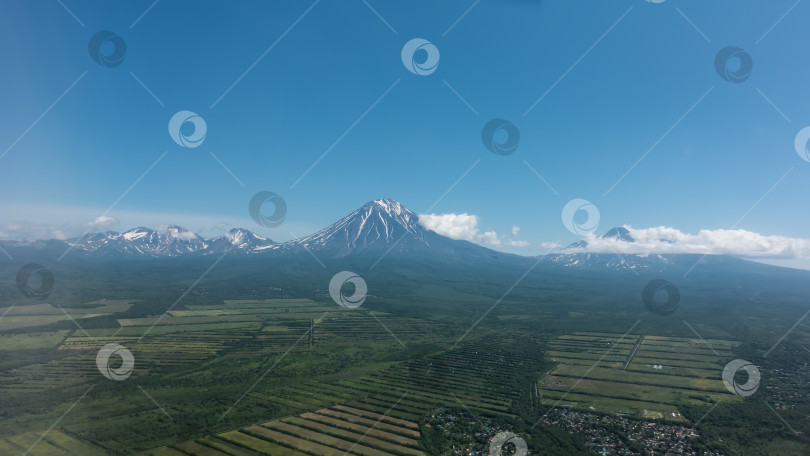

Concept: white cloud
[[0, 214, 123, 242], [81, 215, 119, 231], [417, 213, 528, 248], [176, 231, 197, 240], [0, 222, 69, 241], [418, 213, 481, 241], [478, 230, 500, 246], [156, 225, 199, 241], [213, 222, 231, 235], [506, 239, 530, 247], [563, 225, 810, 259], [0, 216, 122, 242]]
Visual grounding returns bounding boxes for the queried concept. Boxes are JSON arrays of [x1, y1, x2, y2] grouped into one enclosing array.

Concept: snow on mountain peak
[[123, 227, 151, 241], [601, 226, 635, 242], [369, 198, 404, 216], [226, 228, 270, 245], [291, 198, 428, 256], [227, 230, 245, 244], [67, 225, 279, 256]]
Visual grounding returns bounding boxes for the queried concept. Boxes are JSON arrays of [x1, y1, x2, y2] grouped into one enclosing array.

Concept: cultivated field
[[539, 332, 743, 420], [0, 430, 106, 455], [0, 295, 530, 455], [135, 342, 530, 456]]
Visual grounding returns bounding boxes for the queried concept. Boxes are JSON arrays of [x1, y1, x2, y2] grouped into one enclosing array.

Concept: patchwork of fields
[[0, 297, 536, 455], [539, 332, 742, 420], [0, 298, 450, 393], [137, 341, 527, 456], [139, 403, 425, 456], [0, 296, 757, 455], [0, 301, 133, 332], [0, 430, 106, 456]]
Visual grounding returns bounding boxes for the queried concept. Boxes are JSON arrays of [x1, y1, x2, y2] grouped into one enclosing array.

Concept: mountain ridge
[[1, 198, 803, 275], [0, 199, 502, 260]]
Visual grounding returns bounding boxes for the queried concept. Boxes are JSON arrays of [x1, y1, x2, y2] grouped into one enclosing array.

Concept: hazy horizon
[[2, 0, 809, 265]]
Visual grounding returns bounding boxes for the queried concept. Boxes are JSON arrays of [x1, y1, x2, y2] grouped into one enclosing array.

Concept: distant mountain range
[[0, 199, 799, 275], [67, 225, 278, 256], [0, 199, 502, 260]]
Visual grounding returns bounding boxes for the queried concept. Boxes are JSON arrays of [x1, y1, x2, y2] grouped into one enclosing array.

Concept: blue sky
[[1, 0, 809, 265]]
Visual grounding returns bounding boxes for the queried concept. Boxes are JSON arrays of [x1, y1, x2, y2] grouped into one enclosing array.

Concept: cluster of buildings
[[541, 409, 726, 455], [425, 408, 521, 456]]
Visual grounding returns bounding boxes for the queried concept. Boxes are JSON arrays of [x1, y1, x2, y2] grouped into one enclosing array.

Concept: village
[[541, 409, 727, 455]]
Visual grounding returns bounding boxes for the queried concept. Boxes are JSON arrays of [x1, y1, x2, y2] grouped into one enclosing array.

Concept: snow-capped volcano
[[289, 198, 431, 256], [47, 198, 502, 259], [566, 226, 635, 249], [285, 198, 506, 259], [548, 226, 672, 271], [599, 226, 635, 243]]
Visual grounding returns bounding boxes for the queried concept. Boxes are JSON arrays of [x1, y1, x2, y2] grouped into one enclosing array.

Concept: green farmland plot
[[539, 332, 743, 420]]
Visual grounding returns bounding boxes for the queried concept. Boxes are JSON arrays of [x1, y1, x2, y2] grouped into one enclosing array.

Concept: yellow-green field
[[0, 301, 134, 331], [0, 430, 106, 456], [138, 400, 425, 456]]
